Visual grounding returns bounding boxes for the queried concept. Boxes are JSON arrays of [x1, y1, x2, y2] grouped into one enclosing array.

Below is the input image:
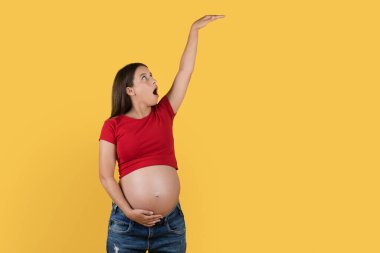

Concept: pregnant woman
[[99, 15, 225, 253]]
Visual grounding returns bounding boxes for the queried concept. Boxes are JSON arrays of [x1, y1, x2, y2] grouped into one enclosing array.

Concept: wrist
[[190, 25, 199, 32], [123, 208, 133, 218]]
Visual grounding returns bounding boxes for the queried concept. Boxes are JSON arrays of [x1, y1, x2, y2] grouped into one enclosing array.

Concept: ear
[[126, 87, 134, 96]]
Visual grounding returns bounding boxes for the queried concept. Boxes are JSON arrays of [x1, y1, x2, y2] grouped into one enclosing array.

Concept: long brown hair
[[108, 62, 148, 119]]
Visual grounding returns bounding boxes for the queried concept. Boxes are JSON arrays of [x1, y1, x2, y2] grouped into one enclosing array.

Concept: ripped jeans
[[106, 201, 186, 253]]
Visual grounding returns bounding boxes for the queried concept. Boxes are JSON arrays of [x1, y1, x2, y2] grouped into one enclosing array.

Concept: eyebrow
[[140, 72, 152, 77]]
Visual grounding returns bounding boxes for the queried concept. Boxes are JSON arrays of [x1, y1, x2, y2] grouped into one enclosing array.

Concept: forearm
[[179, 26, 198, 73], [100, 177, 133, 216]]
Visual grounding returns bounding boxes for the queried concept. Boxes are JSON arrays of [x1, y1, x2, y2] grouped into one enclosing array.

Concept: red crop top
[[99, 94, 178, 179]]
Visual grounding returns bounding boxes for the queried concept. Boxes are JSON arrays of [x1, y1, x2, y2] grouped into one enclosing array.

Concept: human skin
[[99, 15, 225, 227]]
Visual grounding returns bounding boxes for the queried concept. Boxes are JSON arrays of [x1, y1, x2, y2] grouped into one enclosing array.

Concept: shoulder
[[102, 115, 122, 128], [105, 115, 121, 122], [156, 94, 176, 119]]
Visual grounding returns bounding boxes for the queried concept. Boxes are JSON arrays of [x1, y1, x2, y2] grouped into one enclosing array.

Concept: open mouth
[[153, 88, 158, 96]]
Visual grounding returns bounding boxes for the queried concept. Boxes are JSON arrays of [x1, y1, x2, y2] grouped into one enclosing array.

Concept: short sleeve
[[99, 119, 116, 144], [157, 94, 176, 119]]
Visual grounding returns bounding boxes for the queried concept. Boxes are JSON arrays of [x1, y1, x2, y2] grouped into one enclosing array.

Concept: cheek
[[133, 84, 144, 93]]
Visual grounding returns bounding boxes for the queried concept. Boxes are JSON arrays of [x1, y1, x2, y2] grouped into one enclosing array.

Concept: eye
[[142, 74, 152, 80]]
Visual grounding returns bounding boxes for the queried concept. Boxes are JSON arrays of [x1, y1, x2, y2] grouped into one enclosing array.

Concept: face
[[127, 65, 159, 104]]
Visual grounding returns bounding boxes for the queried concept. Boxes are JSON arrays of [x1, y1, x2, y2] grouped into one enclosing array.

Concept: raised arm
[[167, 15, 225, 114]]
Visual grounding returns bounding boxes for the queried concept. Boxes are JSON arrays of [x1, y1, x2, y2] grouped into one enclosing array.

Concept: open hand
[[191, 15, 225, 30], [127, 208, 163, 227]]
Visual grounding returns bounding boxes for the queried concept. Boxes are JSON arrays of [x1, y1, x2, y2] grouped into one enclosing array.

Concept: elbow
[[99, 174, 115, 186]]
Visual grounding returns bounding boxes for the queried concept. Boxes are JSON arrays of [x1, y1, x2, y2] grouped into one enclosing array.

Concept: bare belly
[[118, 165, 180, 217]]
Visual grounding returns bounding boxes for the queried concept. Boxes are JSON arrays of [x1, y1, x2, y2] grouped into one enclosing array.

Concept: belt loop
[[112, 202, 118, 214], [177, 201, 184, 216]]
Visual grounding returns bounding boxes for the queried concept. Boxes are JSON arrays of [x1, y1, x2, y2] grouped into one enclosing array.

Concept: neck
[[126, 106, 152, 119]]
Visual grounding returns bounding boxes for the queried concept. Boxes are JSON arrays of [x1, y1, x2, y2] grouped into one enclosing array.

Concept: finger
[[144, 216, 161, 222], [141, 221, 152, 226], [143, 213, 151, 217], [148, 217, 158, 221], [148, 216, 162, 222], [146, 216, 161, 222], [207, 15, 224, 18], [212, 15, 225, 20], [148, 214, 163, 219], [144, 214, 158, 220], [146, 221, 159, 226]]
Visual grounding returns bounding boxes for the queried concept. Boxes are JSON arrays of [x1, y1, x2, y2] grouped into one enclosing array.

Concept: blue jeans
[[107, 201, 187, 253]]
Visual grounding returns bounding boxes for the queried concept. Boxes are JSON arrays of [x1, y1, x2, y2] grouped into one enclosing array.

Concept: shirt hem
[[119, 160, 178, 179]]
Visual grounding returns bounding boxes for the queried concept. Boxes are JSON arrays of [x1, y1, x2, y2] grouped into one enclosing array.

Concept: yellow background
[[1, 0, 379, 252]]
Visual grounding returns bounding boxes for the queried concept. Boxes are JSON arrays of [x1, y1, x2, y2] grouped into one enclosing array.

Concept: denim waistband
[[163, 201, 179, 219]]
